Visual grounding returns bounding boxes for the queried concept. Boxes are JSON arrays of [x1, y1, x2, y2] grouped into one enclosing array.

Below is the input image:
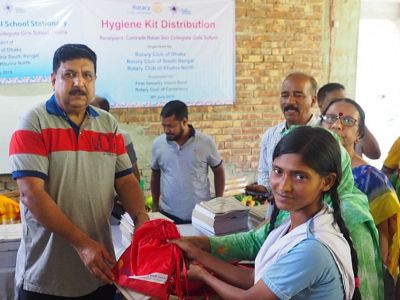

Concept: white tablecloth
[[113, 223, 203, 300]]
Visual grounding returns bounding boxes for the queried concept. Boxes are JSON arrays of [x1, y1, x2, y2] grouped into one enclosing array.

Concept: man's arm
[[257, 134, 271, 191], [245, 135, 272, 200], [356, 126, 381, 159], [381, 166, 395, 178], [212, 163, 225, 197], [150, 169, 161, 212], [131, 163, 141, 182], [115, 173, 148, 228], [17, 176, 116, 283], [125, 142, 141, 181], [377, 220, 389, 266]]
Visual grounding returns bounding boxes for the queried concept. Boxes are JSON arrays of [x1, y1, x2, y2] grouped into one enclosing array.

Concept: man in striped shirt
[[9, 44, 148, 299]]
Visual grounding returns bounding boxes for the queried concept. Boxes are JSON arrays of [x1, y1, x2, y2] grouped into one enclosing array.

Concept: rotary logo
[[2, 2, 25, 13], [168, 4, 191, 15], [3, 3, 12, 13], [152, 3, 163, 13]]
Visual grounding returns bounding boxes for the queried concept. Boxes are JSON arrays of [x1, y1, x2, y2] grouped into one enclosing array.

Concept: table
[[0, 266, 16, 300], [112, 223, 203, 300], [0, 224, 203, 300], [0, 226, 127, 300], [112, 223, 202, 258]]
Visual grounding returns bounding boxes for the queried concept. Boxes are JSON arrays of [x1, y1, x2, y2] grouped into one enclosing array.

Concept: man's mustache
[[283, 105, 299, 112], [69, 88, 86, 96]]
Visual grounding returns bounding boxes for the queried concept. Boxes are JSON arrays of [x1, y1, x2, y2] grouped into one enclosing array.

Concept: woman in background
[[320, 98, 400, 283]]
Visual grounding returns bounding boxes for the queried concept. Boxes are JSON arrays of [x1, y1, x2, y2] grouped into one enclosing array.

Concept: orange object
[[0, 194, 20, 224]]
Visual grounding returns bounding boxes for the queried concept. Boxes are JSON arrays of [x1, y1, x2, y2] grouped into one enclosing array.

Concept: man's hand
[[16, 177, 117, 283], [74, 238, 116, 284], [115, 174, 148, 230], [152, 202, 160, 212], [133, 211, 149, 229], [245, 183, 267, 193]]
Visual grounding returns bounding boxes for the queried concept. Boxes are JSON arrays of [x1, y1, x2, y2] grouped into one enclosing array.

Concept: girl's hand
[[186, 262, 208, 280], [169, 238, 201, 260]]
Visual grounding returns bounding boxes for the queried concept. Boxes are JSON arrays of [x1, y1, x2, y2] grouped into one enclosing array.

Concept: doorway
[[356, 1, 400, 167]]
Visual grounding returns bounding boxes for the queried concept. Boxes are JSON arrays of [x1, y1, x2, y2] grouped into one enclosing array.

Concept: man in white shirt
[[151, 100, 225, 224], [246, 72, 318, 196]]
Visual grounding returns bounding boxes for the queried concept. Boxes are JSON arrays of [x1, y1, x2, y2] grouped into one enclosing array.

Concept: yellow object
[[241, 195, 256, 207], [0, 194, 20, 224], [369, 190, 400, 279]]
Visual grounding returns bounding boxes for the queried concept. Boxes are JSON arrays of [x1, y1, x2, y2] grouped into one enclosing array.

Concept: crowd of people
[[8, 43, 400, 299]]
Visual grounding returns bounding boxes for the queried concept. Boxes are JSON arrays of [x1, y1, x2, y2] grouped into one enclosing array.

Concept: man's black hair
[[92, 96, 110, 112], [317, 83, 345, 104], [53, 44, 97, 73], [160, 100, 188, 121]]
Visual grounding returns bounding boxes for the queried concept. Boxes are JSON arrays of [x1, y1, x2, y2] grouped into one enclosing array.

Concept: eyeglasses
[[320, 114, 358, 127], [61, 70, 96, 82]]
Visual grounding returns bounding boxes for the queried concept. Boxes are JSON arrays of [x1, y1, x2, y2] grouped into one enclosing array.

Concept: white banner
[[0, 0, 235, 107]]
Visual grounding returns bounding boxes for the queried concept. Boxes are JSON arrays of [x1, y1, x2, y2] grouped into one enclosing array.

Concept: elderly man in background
[[246, 72, 318, 197]]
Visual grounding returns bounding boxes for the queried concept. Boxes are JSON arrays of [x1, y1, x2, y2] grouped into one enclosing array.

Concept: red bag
[[112, 219, 186, 299]]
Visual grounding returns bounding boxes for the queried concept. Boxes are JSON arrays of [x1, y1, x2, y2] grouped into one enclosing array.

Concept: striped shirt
[[9, 95, 132, 297]]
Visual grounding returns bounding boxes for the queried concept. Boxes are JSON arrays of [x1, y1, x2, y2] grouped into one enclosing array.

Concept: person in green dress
[[185, 126, 384, 300]]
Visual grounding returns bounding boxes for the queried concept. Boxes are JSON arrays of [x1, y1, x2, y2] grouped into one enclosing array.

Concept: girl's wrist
[[192, 247, 204, 261], [198, 266, 210, 280]]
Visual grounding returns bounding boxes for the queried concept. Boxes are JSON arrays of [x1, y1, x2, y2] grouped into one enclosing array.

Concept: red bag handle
[[127, 219, 189, 299]]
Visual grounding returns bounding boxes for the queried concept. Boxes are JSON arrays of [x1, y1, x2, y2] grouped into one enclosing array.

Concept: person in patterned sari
[[320, 98, 400, 279]]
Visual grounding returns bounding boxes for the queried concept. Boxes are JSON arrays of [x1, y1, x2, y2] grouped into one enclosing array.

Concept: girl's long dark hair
[[267, 126, 361, 299]]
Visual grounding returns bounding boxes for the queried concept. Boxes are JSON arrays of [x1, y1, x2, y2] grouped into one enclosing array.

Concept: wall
[[0, 175, 17, 192], [325, 0, 361, 97], [0, 0, 362, 193]]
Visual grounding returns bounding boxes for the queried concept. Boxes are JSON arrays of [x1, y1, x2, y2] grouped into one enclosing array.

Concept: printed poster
[[0, 0, 235, 107]]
